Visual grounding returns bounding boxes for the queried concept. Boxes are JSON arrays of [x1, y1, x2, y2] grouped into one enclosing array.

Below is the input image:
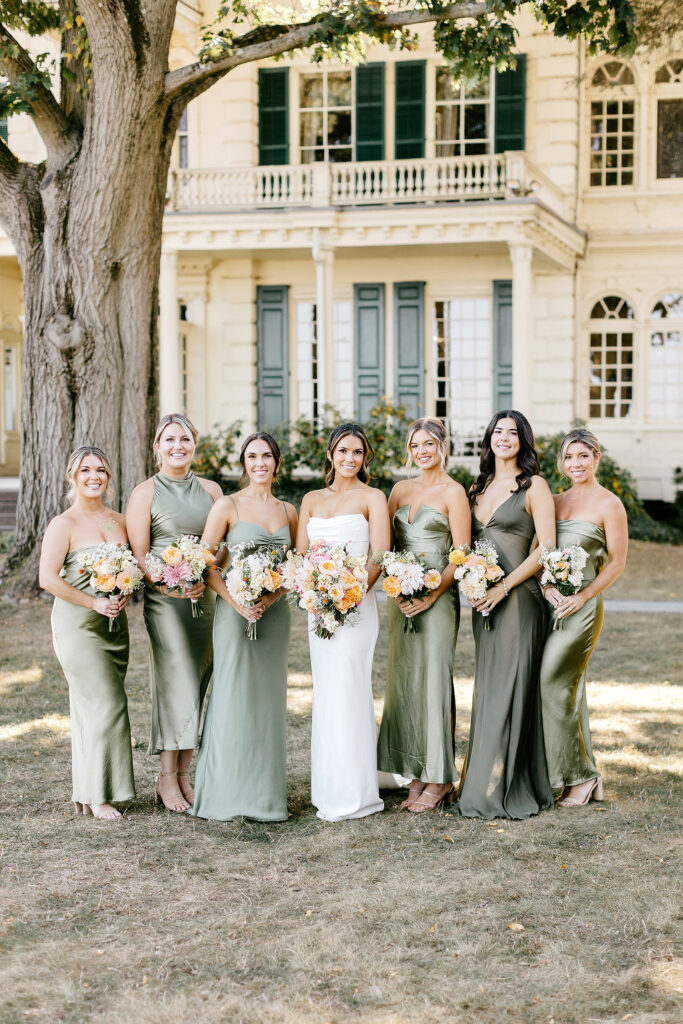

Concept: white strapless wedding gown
[[307, 514, 384, 821]]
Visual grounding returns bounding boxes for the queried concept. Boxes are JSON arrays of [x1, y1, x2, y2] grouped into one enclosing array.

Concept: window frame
[[295, 67, 355, 166], [647, 290, 683, 422], [587, 60, 638, 191], [433, 66, 495, 160], [650, 57, 683, 186], [585, 295, 637, 422]]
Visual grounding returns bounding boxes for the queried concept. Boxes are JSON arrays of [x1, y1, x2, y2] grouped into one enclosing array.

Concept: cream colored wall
[[0, 260, 24, 473]]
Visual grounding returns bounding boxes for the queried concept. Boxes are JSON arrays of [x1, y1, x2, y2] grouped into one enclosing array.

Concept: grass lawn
[[1, 541, 681, 1024]]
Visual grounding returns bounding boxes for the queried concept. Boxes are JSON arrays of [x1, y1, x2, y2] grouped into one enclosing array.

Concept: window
[[435, 69, 492, 157], [588, 296, 634, 419], [299, 71, 352, 163], [296, 302, 320, 422], [590, 62, 635, 187], [180, 333, 188, 415], [333, 302, 353, 410], [433, 298, 491, 454], [649, 293, 683, 418], [178, 107, 188, 169], [3, 346, 17, 432], [655, 59, 683, 179]]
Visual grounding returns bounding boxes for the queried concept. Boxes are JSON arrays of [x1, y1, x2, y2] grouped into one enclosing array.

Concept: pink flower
[[162, 561, 193, 588]]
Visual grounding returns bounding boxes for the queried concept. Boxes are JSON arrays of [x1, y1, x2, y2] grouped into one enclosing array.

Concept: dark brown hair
[[238, 432, 282, 487], [469, 409, 540, 506], [324, 423, 374, 487]]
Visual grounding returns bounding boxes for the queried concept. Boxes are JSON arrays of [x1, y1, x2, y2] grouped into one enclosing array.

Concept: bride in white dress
[[297, 423, 391, 821]]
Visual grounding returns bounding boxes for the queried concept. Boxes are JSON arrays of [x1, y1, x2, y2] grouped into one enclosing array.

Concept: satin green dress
[[376, 505, 459, 783], [540, 520, 606, 792], [144, 472, 215, 754], [51, 547, 135, 804], [190, 516, 291, 822], [455, 489, 553, 819]]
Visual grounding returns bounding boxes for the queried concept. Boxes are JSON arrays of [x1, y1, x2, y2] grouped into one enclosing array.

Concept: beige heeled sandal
[[154, 771, 190, 813]]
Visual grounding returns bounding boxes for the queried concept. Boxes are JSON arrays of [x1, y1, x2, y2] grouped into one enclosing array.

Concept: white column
[[159, 250, 182, 414], [508, 241, 533, 416], [312, 228, 335, 410]]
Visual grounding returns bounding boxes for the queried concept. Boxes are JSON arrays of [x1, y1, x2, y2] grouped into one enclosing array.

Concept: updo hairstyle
[[65, 445, 113, 506], [153, 413, 199, 466], [405, 417, 449, 471]]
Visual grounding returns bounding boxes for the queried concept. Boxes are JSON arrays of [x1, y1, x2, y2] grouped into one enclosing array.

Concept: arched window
[[654, 59, 683, 179], [590, 62, 635, 187], [649, 293, 683, 418], [588, 295, 634, 419]]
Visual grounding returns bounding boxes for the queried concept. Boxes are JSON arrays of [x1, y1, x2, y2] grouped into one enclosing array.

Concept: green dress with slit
[[455, 489, 553, 819], [190, 515, 291, 822], [51, 547, 135, 805], [539, 519, 606, 792], [144, 472, 215, 754], [376, 505, 459, 784]]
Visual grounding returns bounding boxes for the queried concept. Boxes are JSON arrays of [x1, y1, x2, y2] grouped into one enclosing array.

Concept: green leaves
[[0, 56, 54, 118]]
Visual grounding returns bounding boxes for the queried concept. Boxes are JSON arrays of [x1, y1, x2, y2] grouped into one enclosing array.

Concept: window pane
[[435, 105, 459, 143], [657, 100, 683, 178], [4, 347, 17, 432], [327, 110, 352, 147], [464, 75, 489, 99], [464, 103, 488, 142], [300, 75, 324, 108], [436, 69, 460, 101], [327, 71, 351, 107]]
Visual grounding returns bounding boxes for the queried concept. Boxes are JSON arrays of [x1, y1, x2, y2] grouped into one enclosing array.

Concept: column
[[312, 228, 335, 410], [159, 250, 182, 414], [508, 241, 533, 415]]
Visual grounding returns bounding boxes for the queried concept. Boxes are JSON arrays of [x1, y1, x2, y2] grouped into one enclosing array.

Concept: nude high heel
[[558, 776, 603, 807]]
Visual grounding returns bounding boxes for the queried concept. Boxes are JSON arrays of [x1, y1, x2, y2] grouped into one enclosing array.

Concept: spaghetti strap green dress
[[540, 520, 606, 793], [376, 505, 459, 783], [190, 510, 291, 822], [51, 547, 135, 805], [455, 489, 553, 819], [144, 472, 215, 755]]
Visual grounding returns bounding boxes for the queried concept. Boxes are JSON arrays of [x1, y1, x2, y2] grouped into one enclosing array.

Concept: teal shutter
[[354, 284, 385, 420], [493, 281, 512, 411], [256, 286, 289, 428], [356, 63, 385, 161], [494, 54, 526, 152], [395, 61, 425, 159], [0, 117, 7, 144], [394, 283, 425, 420], [258, 68, 289, 165]]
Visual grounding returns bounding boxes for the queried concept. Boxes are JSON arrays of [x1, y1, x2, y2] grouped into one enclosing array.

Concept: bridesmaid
[[377, 418, 470, 812], [39, 446, 135, 819], [127, 413, 222, 812], [539, 428, 628, 806], [190, 432, 297, 822], [453, 410, 556, 820]]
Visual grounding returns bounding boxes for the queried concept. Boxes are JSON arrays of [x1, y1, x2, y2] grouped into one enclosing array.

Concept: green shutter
[[494, 54, 526, 152], [395, 61, 425, 159], [257, 286, 289, 428], [394, 283, 425, 420], [354, 284, 385, 421], [258, 68, 289, 165], [356, 63, 385, 161], [493, 280, 512, 411], [0, 117, 7, 145]]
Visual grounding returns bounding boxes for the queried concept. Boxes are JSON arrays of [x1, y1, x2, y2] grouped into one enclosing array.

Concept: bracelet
[[502, 577, 509, 597]]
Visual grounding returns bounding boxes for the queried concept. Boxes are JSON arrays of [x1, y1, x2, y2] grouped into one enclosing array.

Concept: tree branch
[[165, 1, 487, 102], [0, 22, 80, 166], [0, 137, 42, 262]]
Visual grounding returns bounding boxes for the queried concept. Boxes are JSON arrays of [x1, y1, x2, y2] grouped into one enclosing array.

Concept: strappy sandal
[[177, 770, 194, 805], [408, 785, 455, 814], [558, 777, 603, 807], [74, 801, 122, 819], [154, 771, 189, 813], [400, 781, 426, 809]]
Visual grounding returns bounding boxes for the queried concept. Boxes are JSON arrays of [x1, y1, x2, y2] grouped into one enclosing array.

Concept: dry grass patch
[[0, 588, 681, 1024]]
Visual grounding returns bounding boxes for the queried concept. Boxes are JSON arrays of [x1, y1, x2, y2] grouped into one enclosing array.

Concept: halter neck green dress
[[190, 510, 291, 822], [377, 505, 459, 784], [540, 520, 607, 792], [51, 547, 135, 805], [144, 472, 215, 754], [455, 489, 553, 819]]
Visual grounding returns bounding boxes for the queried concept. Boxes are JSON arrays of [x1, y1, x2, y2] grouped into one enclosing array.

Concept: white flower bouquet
[[77, 541, 144, 631], [145, 534, 216, 617], [223, 542, 288, 640], [448, 540, 504, 630], [278, 540, 368, 639], [374, 549, 441, 633], [539, 543, 589, 630]]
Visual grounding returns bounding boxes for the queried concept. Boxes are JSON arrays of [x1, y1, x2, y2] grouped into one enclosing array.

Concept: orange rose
[[162, 546, 182, 566], [94, 574, 116, 593], [383, 576, 401, 598], [485, 564, 504, 582], [264, 568, 281, 592], [202, 548, 216, 566], [345, 585, 363, 605], [336, 594, 355, 612]]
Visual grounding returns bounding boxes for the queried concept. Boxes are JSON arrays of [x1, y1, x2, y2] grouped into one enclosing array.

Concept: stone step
[[0, 489, 18, 531]]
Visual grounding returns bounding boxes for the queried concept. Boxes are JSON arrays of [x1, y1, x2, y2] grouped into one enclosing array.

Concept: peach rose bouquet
[[278, 540, 368, 639], [77, 541, 144, 632], [539, 542, 588, 630], [146, 534, 216, 617], [449, 540, 504, 630], [222, 542, 288, 640], [374, 549, 441, 634]]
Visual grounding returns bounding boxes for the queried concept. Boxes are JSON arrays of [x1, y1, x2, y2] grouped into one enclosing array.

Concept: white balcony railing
[[168, 152, 566, 217]]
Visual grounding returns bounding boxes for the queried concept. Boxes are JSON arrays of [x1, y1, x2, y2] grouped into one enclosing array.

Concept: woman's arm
[[201, 497, 261, 622], [295, 493, 313, 553], [285, 501, 299, 549], [366, 488, 391, 590], [125, 479, 155, 581], [38, 517, 122, 616], [556, 495, 628, 620], [196, 478, 224, 504]]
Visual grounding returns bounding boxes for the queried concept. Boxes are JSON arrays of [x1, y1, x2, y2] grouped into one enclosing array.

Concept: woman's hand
[[93, 595, 124, 617], [542, 586, 563, 609], [230, 599, 264, 624], [555, 590, 588, 620], [184, 580, 206, 601], [395, 593, 435, 618], [472, 582, 507, 614]]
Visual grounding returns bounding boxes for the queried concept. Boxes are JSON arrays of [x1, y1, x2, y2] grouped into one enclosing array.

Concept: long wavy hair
[[238, 431, 282, 488], [324, 423, 374, 487], [469, 410, 539, 506], [65, 446, 114, 506]]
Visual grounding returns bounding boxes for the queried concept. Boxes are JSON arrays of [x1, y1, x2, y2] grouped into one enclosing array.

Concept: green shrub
[[192, 421, 242, 485], [449, 464, 475, 492]]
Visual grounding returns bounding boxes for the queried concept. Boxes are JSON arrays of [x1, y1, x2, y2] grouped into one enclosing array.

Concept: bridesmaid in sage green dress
[[376, 418, 470, 812], [39, 446, 135, 819], [539, 428, 628, 806], [127, 414, 222, 812], [453, 411, 556, 820], [190, 432, 297, 822]]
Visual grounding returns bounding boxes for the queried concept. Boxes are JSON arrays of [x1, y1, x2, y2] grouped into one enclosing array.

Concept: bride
[[296, 423, 391, 821]]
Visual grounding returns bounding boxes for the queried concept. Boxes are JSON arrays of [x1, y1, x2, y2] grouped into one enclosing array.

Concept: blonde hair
[[65, 446, 113, 506], [557, 428, 601, 476], [405, 417, 449, 472], [153, 413, 198, 466]]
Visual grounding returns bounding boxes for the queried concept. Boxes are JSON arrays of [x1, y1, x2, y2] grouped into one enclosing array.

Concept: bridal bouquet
[[146, 534, 216, 617], [449, 540, 504, 630], [539, 543, 589, 630], [278, 541, 368, 639], [375, 550, 441, 633], [223, 542, 288, 640], [77, 541, 144, 632]]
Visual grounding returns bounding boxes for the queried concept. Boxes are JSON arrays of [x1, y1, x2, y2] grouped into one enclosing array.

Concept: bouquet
[[77, 541, 144, 632], [449, 540, 504, 630], [223, 542, 288, 640], [374, 550, 441, 633], [539, 543, 589, 630], [146, 534, 216, 617], [278, 541, 368, 639]]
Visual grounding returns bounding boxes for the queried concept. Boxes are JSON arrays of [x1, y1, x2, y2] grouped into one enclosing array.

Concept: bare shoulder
[[43, 510, 72, 541], [366, 485, 389, 507], [389, 479, 411, 503], [599, 485, 627, 517], [529, 474, 552, 497], [300, 487, 326, 513], [196, 477, 224, 502], [108, 509, 127, 528], [444, 476, 468, 503], [212, 492, 237, 512], [283, 501, 298, 522], [127, 477, 154, 505]]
